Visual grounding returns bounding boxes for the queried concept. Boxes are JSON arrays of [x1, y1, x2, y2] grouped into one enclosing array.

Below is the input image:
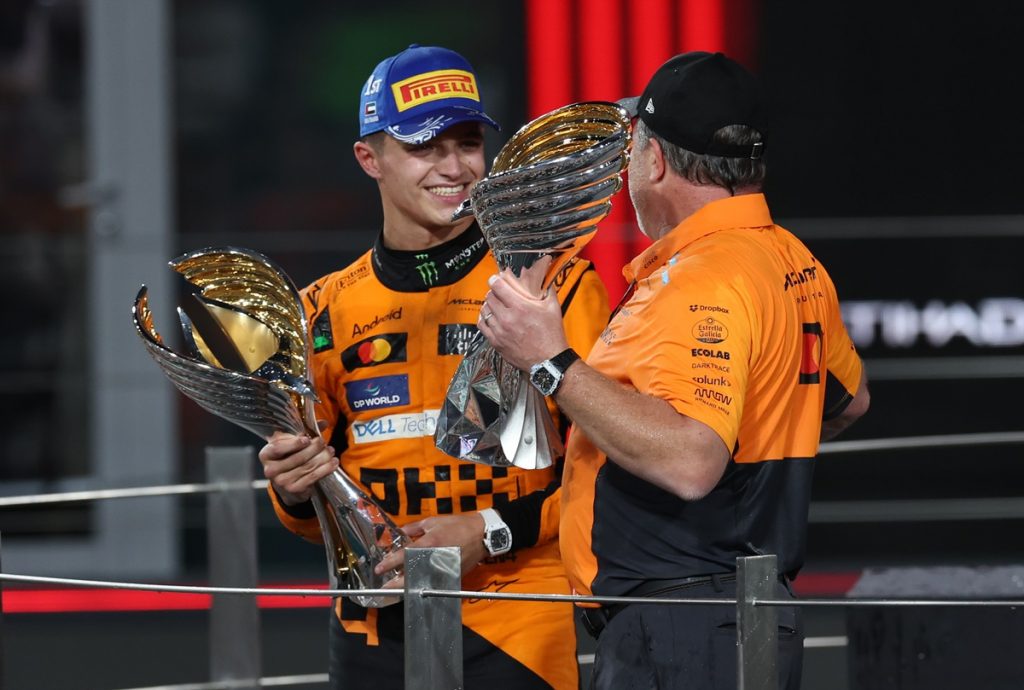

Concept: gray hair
[[633, 119, 766, 193]]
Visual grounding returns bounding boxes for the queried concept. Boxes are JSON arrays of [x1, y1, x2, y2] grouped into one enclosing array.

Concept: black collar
[[371, 222, 489, 292]]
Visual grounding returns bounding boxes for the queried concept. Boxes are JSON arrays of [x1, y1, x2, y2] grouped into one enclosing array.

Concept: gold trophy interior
[[133, 248, 408, 607]]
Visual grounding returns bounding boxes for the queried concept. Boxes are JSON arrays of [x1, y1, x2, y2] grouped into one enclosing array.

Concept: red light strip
[[630, 0, 675, 91], [525, 0, 574, 118], [680, 0, 724, 52], [2, 585, 331, 614], [0, 572, 857, 613], [525, 0, 746, 299], [577, 0, 624, 101]]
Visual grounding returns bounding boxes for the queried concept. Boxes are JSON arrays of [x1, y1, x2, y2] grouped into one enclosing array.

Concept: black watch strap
[[550, 347, 580, 373]]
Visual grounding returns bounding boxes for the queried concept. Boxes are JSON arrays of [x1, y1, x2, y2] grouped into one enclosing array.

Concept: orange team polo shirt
[[560, 193, 863, 597]]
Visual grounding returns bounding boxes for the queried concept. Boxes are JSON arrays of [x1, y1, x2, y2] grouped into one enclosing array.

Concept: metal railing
[[1, 434, 1024, 689]]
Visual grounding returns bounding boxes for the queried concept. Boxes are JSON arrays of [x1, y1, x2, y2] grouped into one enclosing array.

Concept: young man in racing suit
[[257, 44, 610, 690]]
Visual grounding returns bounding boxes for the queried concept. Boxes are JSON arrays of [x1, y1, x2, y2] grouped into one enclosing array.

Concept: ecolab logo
[[691, 348, 731, 360], [842, 299, 1024, 349], [392, 69, 479, 111]]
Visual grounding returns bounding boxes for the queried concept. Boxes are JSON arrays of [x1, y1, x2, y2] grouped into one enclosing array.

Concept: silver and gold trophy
[[132, 247, 408, 607], [435, 101, 631, 469]]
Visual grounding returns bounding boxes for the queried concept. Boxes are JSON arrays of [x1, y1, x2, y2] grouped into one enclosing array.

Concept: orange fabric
[[561, 193, 862, 596], [269, 248, 608, 689]]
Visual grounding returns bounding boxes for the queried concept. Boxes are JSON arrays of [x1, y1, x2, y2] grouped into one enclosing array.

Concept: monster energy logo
[[414, 254, 439, 285]]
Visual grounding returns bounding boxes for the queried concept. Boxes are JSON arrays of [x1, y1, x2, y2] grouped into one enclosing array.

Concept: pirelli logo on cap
[[391, 69, 479, 112]]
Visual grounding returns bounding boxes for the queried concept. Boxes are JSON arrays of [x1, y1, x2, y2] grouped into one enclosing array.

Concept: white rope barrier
[[0, 480, 267, 508], [117, 676, 328, 690], [817, 430, 1024, 454], [2, 573, 1022, 609]]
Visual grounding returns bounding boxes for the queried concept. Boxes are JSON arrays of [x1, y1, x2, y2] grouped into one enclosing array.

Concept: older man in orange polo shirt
[[480, 51, 869, 690]]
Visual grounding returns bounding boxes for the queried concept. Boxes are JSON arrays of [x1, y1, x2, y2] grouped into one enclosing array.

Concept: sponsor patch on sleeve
[[312, 309, 334, 353]]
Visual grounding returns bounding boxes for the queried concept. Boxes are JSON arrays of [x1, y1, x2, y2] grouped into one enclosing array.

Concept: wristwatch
[[528, 348, 580, 396], [479, 508, 512, 557]]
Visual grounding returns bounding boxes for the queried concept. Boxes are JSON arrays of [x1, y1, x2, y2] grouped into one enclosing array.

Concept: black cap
[[619, 51, 767, 159]]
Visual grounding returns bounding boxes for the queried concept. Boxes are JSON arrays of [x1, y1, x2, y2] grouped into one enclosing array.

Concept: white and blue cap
[[359, 44, 499, 144]]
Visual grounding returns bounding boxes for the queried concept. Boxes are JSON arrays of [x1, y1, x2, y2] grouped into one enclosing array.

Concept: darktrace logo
[[344, 374, 410, 411], [415, 254, 439, 285], [352, 307, 403, 338], [341, 333, 408, 371], [438, 323, 480, 356], [691, 347, 730, 360], [692, 361, 730, 372], [312, 309, 334, 353]]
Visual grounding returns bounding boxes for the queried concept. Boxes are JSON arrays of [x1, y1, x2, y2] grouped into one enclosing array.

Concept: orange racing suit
[[268, 222, 610, 689]]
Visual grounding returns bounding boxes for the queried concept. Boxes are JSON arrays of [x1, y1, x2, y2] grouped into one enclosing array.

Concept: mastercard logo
[[342, 333, 407, 372], [358, 339, 392, 364]]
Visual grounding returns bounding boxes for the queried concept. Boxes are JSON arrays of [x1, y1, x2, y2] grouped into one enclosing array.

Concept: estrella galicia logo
[[312, 309, 334, 353], [341, 333, 407, 371], [344, 374, 410, 411], [438, 323, 480, 356], [692, 317, 729, 344]]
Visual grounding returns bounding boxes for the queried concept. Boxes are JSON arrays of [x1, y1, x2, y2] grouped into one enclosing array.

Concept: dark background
[[1, 1, 1022, 687]]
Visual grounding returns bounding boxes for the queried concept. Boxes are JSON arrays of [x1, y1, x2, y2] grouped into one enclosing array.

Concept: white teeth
[[427, 184, 465, 196]]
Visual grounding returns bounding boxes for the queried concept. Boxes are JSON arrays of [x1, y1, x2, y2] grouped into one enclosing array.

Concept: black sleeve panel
[[822, 369, 854, 421]]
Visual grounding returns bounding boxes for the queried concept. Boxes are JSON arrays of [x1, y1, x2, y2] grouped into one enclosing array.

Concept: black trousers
[[589, 578, 803, 690], [327, 600, 563, 690]]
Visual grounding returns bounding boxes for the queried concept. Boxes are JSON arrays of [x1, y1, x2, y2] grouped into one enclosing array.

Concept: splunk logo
[[351, 409, 440, 444], [344, 374, 409, 411], [842, 299, 1024, 349], [341, 333, 407, 371]]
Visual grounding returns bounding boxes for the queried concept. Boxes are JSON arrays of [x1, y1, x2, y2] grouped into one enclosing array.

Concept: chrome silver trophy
[[132, 247, 409, 607], [435, 101, 632, 469]]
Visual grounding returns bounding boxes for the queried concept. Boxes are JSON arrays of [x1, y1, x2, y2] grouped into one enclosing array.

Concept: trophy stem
[[310, 469, 410, 608]]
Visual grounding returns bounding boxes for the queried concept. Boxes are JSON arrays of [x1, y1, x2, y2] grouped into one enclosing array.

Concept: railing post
[[405, 546, 463, 690], [737, 554, 778, 690], [206, 446, 261, 689]]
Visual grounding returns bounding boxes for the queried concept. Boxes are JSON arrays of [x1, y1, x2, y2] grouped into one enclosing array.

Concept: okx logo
[[415, 254, 439, 285], [341, 333, 407, 371]]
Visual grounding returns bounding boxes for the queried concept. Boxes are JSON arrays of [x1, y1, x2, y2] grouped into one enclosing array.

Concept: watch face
[[488, 528, 511, 553], [532, 369, 556, 394]]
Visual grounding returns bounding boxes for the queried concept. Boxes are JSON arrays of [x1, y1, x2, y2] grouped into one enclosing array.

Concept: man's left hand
[[373, 512, 490, 589], [479, 270, 569, 371]]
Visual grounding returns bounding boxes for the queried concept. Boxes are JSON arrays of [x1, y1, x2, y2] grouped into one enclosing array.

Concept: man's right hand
[[258, 430, 338, 506]]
